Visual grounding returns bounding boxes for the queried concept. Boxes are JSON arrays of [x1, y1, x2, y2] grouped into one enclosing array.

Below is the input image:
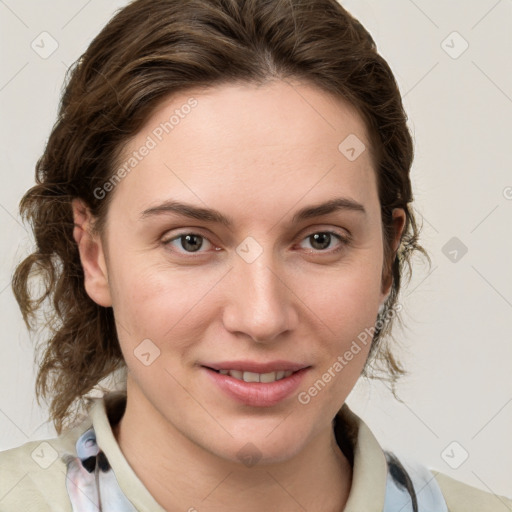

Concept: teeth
[[229, 370, 244, 380], [260, 371, 277, 383], [216, 369, 294, 382], [243, 371, 260, 383]]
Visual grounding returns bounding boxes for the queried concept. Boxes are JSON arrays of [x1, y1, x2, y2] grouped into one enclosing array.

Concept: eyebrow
[[140, 197, 366, 227]]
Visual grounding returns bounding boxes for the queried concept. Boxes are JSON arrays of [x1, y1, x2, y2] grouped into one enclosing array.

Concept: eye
[[163, 232, 216, 254], [162, 229, 350, 256], [298, 231, 350, 253]]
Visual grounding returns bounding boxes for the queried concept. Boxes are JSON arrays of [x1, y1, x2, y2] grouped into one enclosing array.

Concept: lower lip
[[202, 367, 310, 407]]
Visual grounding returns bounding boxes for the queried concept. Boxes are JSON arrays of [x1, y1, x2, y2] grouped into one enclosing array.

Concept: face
[[78, 79, 404, 464]]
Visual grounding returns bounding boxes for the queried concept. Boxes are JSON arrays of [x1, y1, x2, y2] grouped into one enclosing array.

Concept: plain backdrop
[[0, 0, 511, 498]]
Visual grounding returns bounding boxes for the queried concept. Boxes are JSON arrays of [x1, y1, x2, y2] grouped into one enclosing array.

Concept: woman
[[0, 0, 510, 510]]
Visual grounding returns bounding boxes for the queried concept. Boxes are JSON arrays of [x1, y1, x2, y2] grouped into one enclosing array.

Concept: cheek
[[295, 266, 382, 415], [298, 255, 383, 380], [301, 259, 383, 330], [107, 253, 223, 347]]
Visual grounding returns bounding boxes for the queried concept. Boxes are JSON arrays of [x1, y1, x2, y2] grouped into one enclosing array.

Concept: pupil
[[182, 234, 202, 252], [310, 233, 330, 250]]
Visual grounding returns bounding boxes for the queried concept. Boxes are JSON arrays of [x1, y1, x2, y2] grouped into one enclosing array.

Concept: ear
[[72, 199, 112, 307], [380, 207, 406, 302]]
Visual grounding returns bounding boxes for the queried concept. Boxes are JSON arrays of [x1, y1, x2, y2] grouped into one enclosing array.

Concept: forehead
[[110, 80, 378, 222], [135, 79, 372, 158]]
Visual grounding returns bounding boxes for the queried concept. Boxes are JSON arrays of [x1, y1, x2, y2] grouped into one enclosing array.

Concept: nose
[[222, 249, 298, 343]]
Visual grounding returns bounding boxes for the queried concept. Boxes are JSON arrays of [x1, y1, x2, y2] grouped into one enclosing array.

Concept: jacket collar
[[334, 403, 388, 511], [89, 392, 388, 511]]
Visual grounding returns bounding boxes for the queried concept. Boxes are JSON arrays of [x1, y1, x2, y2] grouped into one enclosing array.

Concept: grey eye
[[165, 233, 213, 253]]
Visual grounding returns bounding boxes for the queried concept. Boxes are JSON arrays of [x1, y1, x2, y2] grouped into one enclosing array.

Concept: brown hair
[[12, 0, 429, 434]]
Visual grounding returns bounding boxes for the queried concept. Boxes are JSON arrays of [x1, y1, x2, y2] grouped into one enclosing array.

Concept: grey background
[[0, 0, 511, 497]]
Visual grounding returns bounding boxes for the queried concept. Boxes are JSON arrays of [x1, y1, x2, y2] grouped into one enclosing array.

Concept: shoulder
[[384, 451, 512, 512], [0, 439, 69, 511], [432, 470, 512, 512], [0, 419, 92, 511]]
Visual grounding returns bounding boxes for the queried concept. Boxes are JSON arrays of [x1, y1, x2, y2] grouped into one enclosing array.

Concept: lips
[[200, 360, 311, 407]]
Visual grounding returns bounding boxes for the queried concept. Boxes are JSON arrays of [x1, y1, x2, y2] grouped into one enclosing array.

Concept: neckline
[[88, 392, 388, 512]]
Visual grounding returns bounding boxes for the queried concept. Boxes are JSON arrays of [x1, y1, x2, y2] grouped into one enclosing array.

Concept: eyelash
[[161, 229, 351, 257]]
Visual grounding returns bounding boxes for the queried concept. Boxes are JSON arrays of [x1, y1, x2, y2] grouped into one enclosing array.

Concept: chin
[[206, 418, 312, 467], [216, 438, 305, 468]]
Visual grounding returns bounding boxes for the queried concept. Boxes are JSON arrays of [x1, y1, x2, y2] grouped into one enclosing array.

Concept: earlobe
[[71, 199, 112, 307]]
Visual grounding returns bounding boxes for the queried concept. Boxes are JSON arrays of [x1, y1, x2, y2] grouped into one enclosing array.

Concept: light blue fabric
[[383, 452, 448, 512], [64, 427, 137, 512]]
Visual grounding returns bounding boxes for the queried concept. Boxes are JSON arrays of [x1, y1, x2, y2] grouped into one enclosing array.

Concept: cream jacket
[[1, 392, 510, 511]]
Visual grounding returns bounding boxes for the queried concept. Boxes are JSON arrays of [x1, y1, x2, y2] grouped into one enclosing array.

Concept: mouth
[[200, 362, 311, 407], [204, 367, 296, 383]]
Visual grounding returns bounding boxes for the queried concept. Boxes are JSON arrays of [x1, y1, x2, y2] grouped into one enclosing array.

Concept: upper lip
[[201, 360, 310, 373]]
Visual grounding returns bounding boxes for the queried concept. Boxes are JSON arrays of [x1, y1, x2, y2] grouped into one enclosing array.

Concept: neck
[[112, 380, 352, 512]]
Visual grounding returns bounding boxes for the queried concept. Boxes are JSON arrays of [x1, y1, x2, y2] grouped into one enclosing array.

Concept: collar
[[88, 392, 388, 511], [334, 402, 388, 511]]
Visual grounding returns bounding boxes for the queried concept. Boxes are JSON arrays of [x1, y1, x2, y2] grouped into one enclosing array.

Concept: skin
[[73, 79, 405, 512]]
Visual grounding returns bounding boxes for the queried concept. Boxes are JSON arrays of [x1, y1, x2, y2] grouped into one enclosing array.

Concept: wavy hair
[[12, 0, 430, 434]]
